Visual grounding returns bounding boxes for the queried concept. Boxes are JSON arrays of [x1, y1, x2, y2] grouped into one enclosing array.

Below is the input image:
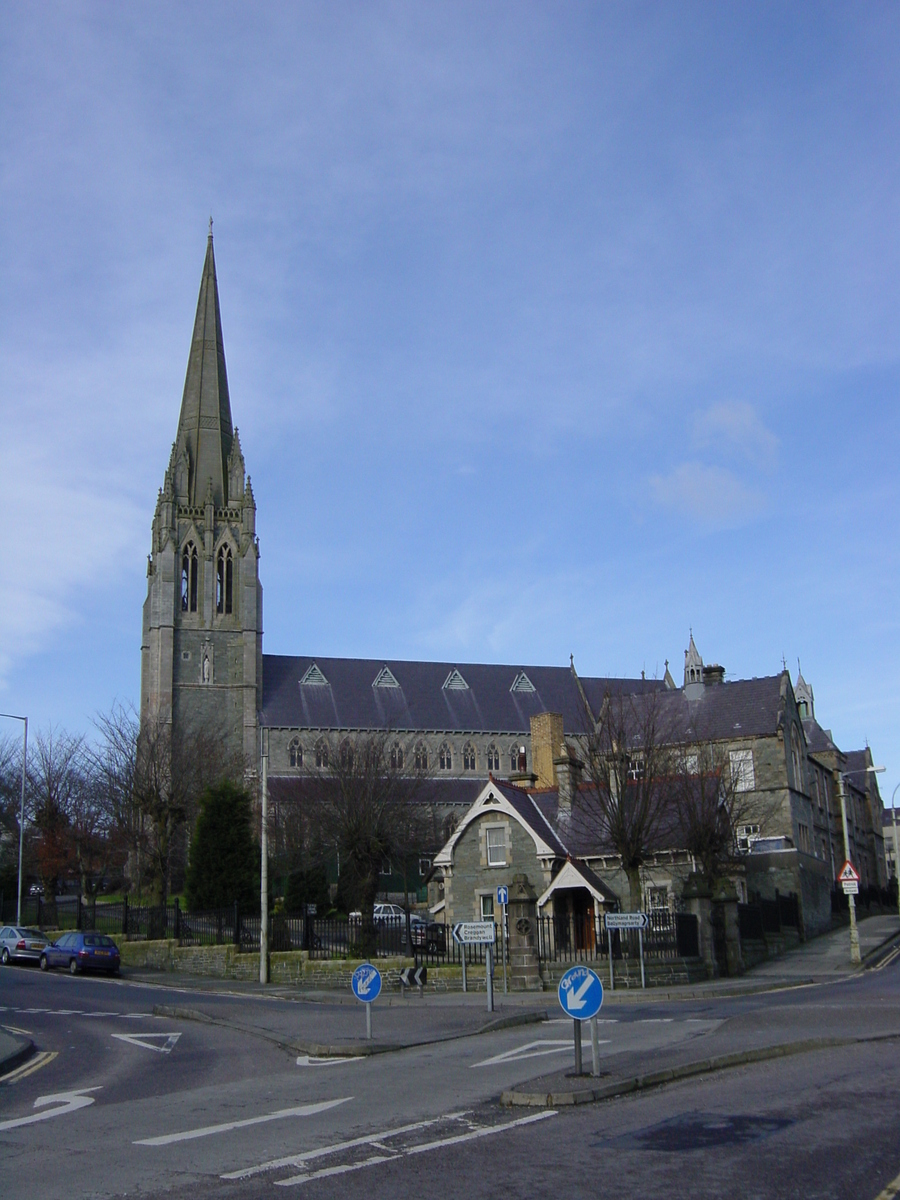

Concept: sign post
[[497, 886, 509, 995], [557, 964, 604, 1076], [452, 922, 497, 1012], [350, 963, 382, 1039], [605, 911, 649, 989]]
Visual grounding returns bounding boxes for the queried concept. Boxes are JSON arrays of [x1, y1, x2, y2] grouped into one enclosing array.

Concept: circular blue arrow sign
[[557, 965, 603, 1021], [351, 962, 382, 1003]]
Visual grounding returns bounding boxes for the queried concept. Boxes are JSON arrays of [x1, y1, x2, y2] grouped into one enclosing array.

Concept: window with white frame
[[736, 823, 760, 851], [485, 826, 506, 867], [646, 887, 668, 911], [730, 749, 755, 792], [418, 857, 432, 877], [480, 894, 495, 920]]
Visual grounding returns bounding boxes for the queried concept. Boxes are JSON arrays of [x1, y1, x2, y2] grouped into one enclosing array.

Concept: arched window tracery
[[181, 542, 198, 613], [216, 545, 233, 614]]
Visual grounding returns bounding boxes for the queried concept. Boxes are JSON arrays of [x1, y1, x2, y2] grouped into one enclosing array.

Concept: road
[[1, 957, 899, 1199]]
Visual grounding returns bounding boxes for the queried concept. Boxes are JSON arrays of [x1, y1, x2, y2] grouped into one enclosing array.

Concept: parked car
[[0, 925, 49, 965], [410, 919, 447, 953], [39, 932, 120, 976], [28, 884, 43, 897], [373, 903, 407, 923]]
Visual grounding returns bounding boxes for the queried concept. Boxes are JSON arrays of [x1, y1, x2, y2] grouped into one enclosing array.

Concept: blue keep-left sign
[[351, 963, 382, 1003], [557, 965, 603, 1021], [497, 886, 509, 906]]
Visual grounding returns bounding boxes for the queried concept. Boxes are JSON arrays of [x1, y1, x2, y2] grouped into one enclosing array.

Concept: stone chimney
[[554, 745, 584, 820], [703, 664, 725, 686], [530, 712, 565, 788]]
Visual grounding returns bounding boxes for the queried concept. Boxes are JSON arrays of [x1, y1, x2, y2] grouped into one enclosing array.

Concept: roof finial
[[782, 653, 787, 671], [208, 214, 213, 239]]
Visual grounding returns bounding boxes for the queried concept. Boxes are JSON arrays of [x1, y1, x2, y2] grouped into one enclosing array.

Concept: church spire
[[173, 228, 234, 507]]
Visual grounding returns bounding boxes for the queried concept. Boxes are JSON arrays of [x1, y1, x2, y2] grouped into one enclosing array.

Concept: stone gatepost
[[682, 872, 717, 978], [711, 877, 744, 977], [507, 873, 542, 991]]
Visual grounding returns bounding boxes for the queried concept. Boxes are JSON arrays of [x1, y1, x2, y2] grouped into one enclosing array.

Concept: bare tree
[[0, 735, 23, 906], [573, 682, 677, 912], [670, 733, 782, 884], [25, 728, 87, 925], [94, 705, 244, 907], [302, 731, 432, 925]]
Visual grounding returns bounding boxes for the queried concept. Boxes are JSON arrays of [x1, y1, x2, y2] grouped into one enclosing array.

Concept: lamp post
[[836, 772, 861, 965], [259, 727, 269, 985], [838, 764, 885, 966], [891, 783, 900, 922], [0, 713, 28, 926]]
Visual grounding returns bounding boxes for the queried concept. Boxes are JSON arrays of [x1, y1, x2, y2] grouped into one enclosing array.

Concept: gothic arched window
[[315, 739, 329, 769], [463, 742, 476, 771], [289, 739, 302, 768], [390, 742, 404, 770], [340, 739, 353, 769], [216, 546, 233, 615], [439, 742, 452, 771], [181, 543, 198, 613], [487, 743, 500, 772], [510, 744, 526, 772], [414, 742, 428, 771]]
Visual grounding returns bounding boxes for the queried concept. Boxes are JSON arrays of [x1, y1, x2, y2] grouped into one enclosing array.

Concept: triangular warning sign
[[111, 1032, 181, 1054], [837, 860, 860, 883]]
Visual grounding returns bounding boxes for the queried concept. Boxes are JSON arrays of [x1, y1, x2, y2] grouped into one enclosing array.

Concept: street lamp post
[[891, 783, 900, 922], [0, 713, 28, 926], [836, 772, 861, 965], [838, 764, 886, 967], [259, 727, 269, 985]]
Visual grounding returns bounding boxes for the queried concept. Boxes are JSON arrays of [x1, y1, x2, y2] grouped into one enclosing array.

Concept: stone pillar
[[507, 874, 542, 991], [682, 872, 717, 978], [711, 877, 744, 977]]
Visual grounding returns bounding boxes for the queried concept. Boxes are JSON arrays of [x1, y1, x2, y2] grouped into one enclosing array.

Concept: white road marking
[[474, 1039, 605, 1068], [222, 1114, 466, 1180], [639, 1018, 673, 1023], [112, 1032, 181, 1054], [135, 1097, 351, 1146], [274, 1111, 558, 1187], [296, 1055, 363, 1067], [0, 1087, 100, 1132]]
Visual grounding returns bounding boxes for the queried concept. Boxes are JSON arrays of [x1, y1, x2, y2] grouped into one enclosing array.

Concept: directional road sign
[[451, 921, 496, 945], [557, 965, 603, 1021], [837, 860, 860, 884], [399, 966, 427, 988], [350, 962, 382, 1003], [496, 885, 509, 906], [604, 911, 649, 930]]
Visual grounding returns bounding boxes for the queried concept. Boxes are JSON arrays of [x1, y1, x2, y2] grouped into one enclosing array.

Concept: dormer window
[[216, 546, 233, 614], [181, 543, 198, 613]]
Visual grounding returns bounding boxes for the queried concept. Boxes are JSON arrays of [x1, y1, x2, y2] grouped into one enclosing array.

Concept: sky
[[1, 3, 899, 806]]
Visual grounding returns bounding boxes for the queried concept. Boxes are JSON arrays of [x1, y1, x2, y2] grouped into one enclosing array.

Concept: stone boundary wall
[[115, 939, 494, 992]]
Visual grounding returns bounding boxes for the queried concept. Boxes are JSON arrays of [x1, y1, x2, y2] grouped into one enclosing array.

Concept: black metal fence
[[536, 910, 699, 964], [740, 890, 800, 940]]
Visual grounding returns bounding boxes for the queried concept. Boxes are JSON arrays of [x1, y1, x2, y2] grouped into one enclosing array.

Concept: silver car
[[0, 925, 48, 965]]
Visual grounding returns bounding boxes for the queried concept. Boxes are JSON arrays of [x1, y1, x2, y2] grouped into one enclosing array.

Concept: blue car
[[39, 932, 121, 976]]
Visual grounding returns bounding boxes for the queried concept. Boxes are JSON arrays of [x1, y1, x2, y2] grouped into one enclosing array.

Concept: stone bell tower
[[140, 228, 262, 768]]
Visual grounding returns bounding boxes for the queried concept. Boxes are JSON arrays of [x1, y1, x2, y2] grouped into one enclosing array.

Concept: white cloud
[[648, 462, 767, 529], [693, 401, 779, 470]]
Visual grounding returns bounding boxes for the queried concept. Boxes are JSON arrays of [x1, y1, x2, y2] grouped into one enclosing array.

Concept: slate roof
[[260, 654, 663, 734], [803, 718, 840, 756], [654, 674, 788, 743]]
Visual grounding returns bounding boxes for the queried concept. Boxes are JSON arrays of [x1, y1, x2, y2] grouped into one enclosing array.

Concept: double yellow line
[[1, 1050, 58, 1085]]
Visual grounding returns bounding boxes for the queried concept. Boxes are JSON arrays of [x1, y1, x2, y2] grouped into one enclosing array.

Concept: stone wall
[[444, 812, 550, 924]]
